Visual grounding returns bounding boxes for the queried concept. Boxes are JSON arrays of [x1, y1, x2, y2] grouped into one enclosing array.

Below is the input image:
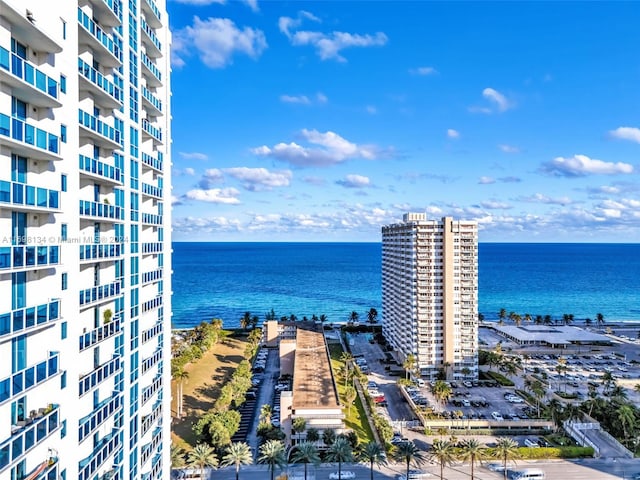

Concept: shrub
[[484, 370, 514, 386], [517, 446, 593, 459]]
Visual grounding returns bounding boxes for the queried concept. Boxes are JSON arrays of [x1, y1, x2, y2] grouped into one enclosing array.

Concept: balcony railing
[[77, 8, 122, 64], [141, 86, 162, 114], [142, 0, 162, 27], [79, 200, 124, 221], [79, 280, 122, 306], [0, 46, 59, 102], [80, 316, 122, 351], [78, 109, 122, 147], [141, 348, 162, 375], [142, 268, 162, 284], [0, 113, 60, 155], [0, 352, 59, 405], [140, 19, 162, 56], [79, 393, 122, 442], [79, 243, 123, 262], [0, 404, 60, 472], [141, 119, 162, 143], [141, 182, 162, 198], [0, 180, 60, 210], [0, 245, 60, 270], [78, 58, 122, 106], [89, 0, 122, 26], [141, 152, 162, 171], [79, 155, 123, 183], [0, 300, 60, 339], [141, 321, 162, 344], [78, 429, 121, 480], [140, 401, 162, 437], [141, 296, 162, 313], [79, 355, 121, 397], [141, 213, 162, 225], [141, 53, 161, 85], [142, 242, 162, 254], [141, 375, 161, 406], [140, 427, 162, 465]]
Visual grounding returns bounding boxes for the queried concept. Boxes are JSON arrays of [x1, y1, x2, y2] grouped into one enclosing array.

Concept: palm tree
[[174, 368, 189, 418], [602, 371, 615, 395], [429, 439, 456, 480], [493, 437, 519, 480], [260, 404, 273, 425], [403, 353, 416, 381], [367, 308, 378, 331], [221, 442, 253, 480], [498, 308, 507, 325], [188, 443, 219, 480], [171, 444, 186, 469], [306, 427, 320, 443], [432, 380, 452, 406], [240, 311, 252, 330], [617, 404, 636, 444], [326, 437, 354, 480], [524, 313, 532, 324], [258, 440, 287, 480], [459, 439, 487, 480], [359, 441, 387, 480], [596, 312, 604, 326], [349, 311, 359, 324], [394, 441, 425, 480], [322, 429, 337, 447], [291, 442, 321, 480], [344, 386, 357, 415], [292, 417, 307, 437], [530, 380, 545, 418], [319, 314, 328, 324]]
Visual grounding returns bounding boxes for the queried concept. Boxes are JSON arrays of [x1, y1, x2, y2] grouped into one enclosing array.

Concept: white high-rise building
[[0, 0, 171, 478], [382, 214, 477, 380]]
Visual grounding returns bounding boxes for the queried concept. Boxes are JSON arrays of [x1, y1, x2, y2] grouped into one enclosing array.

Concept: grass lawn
[[171, 332, 247, 450], [328, 341, 375, 444]]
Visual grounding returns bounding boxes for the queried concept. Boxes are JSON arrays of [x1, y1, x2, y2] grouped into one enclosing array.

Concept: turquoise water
[[171, 242, 640, 329]]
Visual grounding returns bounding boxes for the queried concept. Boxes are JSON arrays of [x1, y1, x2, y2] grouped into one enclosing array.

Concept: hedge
[[482, 370, 515, 387], [516, 446, 594, 459]]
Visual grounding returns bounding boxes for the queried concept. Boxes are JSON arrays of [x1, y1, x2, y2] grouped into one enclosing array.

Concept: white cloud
[[251, 129, 388, 167], [173, 167, 196, 176], [409, 66, 438, 76], [365, 105, 377, 115], [302, 176, 326, 186], [280, 94, 310, 105], [184, 167, 195, 176], [223, 167, 292, 190], [447, 129, 460, 139], [480, 200, 511, 209], [498, 144, 520, 154], [172, 16, 267, 69], [179, 151, 208, 160], [279, 11, 387, 62], [336, 174, 371, 188], [541, 154, 634, 177], [184, 187, 241, 204], [241, 0, 259, 12], [517, 193, 572, 206], [316, 92, 328, 104], [470, 88, 513, 114], [609, 127, 640, 144], [198, 168, 224, 188], [478, 176, 495, 184]]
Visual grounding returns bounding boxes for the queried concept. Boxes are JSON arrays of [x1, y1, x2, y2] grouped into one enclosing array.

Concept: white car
[[486, 462, 505, 472], [329, 472, 355, 480]]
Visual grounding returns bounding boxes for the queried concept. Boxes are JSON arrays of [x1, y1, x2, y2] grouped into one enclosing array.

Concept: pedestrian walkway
[[564, 420, 634, 459]]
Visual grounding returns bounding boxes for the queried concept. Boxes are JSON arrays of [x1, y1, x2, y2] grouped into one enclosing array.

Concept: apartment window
[[61, 224, 67, 241], [94, 184, 100, 202], [61, 273, 68, 290], [61, 420, 66, 438], [61, 19, 67, 39], [60, 124, 67, 143], [60, 74, 66, 93], [11, 335, 26, 373], [12, 98, 26, 120], [61, 174, 67, 191], [61, 321, 67, 339], [12, 272, 26, 309], [11, 39, 27, 59], [60, 371, 67, 389], [94, 223, 100, 243], [11, 155, 26, 183], [94, 145, 100, 159]]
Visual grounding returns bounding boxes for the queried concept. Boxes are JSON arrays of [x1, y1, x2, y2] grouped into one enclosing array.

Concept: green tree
[[530, 380, 545, 418], [498, 308, 507, 325], [173, 368, 189, 418], [344, 386, 357, 415], [171, 444, 186, 469], [322, 428, 337, 447], [188, 444, 219, 480], [596, 313, 604, 326], [367, 308, 378, 331], [319, 314, 328, 324], [292, 417, 307, 436], [291, 442, 321, 480], [306, 427, 320, 443], [458, 439, 487, 480], [432, 380, 452, 406], [493, 438, 519, 480], [240, 312, 252, 330], [258, 440, 287, 480], [403, 353, 416, 381], [429, 440, 456, 480], [326, 437, 354, 480], [394, 441, 425, 480], [359, 441, 387, 480], [617, 404, 636, 444], [221, 442, 254, 480]]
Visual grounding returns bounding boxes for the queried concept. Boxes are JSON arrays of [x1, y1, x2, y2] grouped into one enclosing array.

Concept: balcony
[[0, 180, 60, 212], [141, 242, 162, 255], [141, 348, 162, 375], [79, 155, 123, 185], [78, 355, 121, 397], [140, 401, 162, 437], [0, 113, 60, 161], [140, 19, 162, 58], [78, 109, 122, 149], [0, 404, 60, 473], [79, 316, 122, 351], [0, 245, 60, 271], [77, 8, 122, 67], [141, 152, 163, 172], [0, 47, 60, 108], [142, 0, 162, 28], [141, 321, 162, 344], [87, 0, 122, 27], [78, 58, 122, 109], [79, 393, 123, 443], [0, 1, 62, 54], [141, 213, 162, 225], [140, 427, 162, 466], [0, 353, 60, 405], [79, 243, 123, 263], [0, 300, 60, 340], [141, 86, 162, 116], [79, 279, 122, 307], [141, 295, 162, 313], [141, 53, 161, 87], [79, 200, 124, 221], [78, 429, 121, 480], [141, 118, 162, 144], [141, 182, 162, 199], [141, 374, 161, 406], [142, 268, 162, 284]]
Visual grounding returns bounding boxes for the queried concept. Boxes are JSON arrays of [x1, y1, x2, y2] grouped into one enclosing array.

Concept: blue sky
[[168, 1, 640, 242]]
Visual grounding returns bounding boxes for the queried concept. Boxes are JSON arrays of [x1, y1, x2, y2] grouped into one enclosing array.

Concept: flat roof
[[292, 323, 340, 409], [492, 324, 612, 345]]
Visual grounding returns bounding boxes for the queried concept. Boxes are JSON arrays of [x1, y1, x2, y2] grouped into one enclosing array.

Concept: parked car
[[329, 472, 355, 479]]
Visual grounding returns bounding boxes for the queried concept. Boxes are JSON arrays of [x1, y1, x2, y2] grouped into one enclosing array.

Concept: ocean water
[[170, 242, 640, 329]]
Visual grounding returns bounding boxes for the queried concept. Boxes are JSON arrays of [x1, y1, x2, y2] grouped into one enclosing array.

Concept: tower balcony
[[79, 279, 122, 307], [141, 86, 162, 116], [141, 213, 162, 225], [78, 392, 123, 443], [141, 268, 162, 285], [78, 355, 121, 397], [78, 428, 121, 480], [79, 155, 123, 185], [0, 113, 61, 161], [140, 19, 162, 58], [0, 180, 60, 212], [78, 58, 122, 110], [0, 46, 60, 108], [0, 352, 60, 405], [142, 0, 162, 29], [140, 401, 162, 437], [79, 316, 123, 351], [141, 152, 163, 172], [0, 299, 60, 340], [87, 0, 122, 27], [141, 182, 162, 199], [0, 245, 60, 271], [141, 118, 162, 145], [141, 53, 161, 87], [79, 200, 124, 222], [140, 427, 162, 466], [141, 242, 162, 255], [79, 243, 123, 263], [77, 8, 122, 68], [78, 109, 122, 150]]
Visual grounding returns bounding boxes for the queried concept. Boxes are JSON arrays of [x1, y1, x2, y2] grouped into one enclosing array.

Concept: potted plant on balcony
[[103, 309, 113, 325]]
